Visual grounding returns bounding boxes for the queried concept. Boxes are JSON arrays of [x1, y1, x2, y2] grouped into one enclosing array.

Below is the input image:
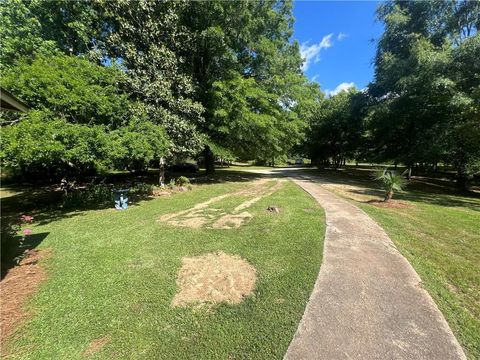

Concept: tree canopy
[[1, 0, 478, 187], [1, 0, 310, 179], [303, 0, 479, 188]]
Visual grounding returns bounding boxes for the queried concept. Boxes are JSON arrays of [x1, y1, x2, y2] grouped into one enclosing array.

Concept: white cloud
[[325, 82, 356, 96], [300, 33, 334, 71], [311, 74, 320, 83], [319, 33, 334, 48], [337, 32, 348, 40]]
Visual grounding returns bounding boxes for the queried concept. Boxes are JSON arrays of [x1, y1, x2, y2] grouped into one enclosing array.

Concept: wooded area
[[1, 0, 479, 189]]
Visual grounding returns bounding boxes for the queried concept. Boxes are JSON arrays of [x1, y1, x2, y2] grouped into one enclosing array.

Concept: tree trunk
[[456, 164, 468, 191], [406, 165, 412, 181], [158, 156, 165, 186], [456, 175, 467, 191], [384, 190, 393, 202], [204, 145, 215, 175]]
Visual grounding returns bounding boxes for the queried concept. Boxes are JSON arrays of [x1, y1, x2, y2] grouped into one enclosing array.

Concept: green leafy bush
[[130, 183, 154, 196], [175, 176, 190, 186], [0, 111, 110, 178], [109, 117, 170, 173], [168, 179, 176, 189], [2, 53, 129, 126], [0, 54, 171, 180], [0, 109, 170, 179], [62, 183, 112, 208]]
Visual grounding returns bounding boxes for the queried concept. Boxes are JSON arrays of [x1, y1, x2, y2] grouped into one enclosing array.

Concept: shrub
[[108, 116, 170, 173], [62, 183, 112, 208], [175, 176, 190, 186], [374, 168, 407, 201], [0, 214, 35, 268], [168, 179, 176, 189], [130, 183, 154, 196]]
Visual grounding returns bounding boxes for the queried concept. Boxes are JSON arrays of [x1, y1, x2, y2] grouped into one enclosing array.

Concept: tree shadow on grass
[[1, 232, 50, 280], [294, 168, 480, 211], [344, 188, 480, 211], [0, 168, 266, 269], [207, 169, 265, 183], [397, 191, 480, 211], [0, 184, 162, 282], [1, 168, 264, 223]]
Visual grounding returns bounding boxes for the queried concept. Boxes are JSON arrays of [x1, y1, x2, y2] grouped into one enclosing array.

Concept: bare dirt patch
[[169, 215, 210, 229], [158, 194, 231, 222], [152, 189, 171, 197], [172, 252, 257, 307], [367, 199, 414, 209], [158, 179, 284, 229], [0, 249, 50, 345], [211, 212, 253, 229], [83, 336, 110, 357]]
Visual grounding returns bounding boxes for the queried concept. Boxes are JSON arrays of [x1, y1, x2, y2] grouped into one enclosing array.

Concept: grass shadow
[[0, 167, 266, 260], [0, 181, 162, 281], [1, 232, 50, 280], [297, 167, 480, 211]]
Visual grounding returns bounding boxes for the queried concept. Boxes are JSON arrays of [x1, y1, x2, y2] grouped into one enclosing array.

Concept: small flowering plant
[[21, 215, 34, 223], [15, 214, 35, 264]]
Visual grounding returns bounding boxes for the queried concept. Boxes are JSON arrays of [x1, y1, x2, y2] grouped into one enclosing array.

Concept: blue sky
[[293, 1, 383, 95]]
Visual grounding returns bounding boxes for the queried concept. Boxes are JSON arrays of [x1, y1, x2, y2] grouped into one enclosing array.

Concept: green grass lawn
[[307, 167, 480, 359], [2, 179, 325, 359]]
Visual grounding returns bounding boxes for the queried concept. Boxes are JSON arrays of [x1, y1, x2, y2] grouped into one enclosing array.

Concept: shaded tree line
[[303, 0, 480, 189], [1, 0, 313, 179]]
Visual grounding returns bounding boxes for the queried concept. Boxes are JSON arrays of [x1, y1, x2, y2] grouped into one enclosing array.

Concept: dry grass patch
[[172, 252, 257, 307], [366, 199, 414, 209], [211, 212, 252, 229], [83, 336, 110, 357], [158, 179, 284, 229], [320, 182, 383, 202]]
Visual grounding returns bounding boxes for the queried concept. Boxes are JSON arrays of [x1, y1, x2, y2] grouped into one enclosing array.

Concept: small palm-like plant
[[374, 168, 407, 201]]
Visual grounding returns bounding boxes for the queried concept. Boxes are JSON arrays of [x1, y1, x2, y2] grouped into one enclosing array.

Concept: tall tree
[[98, 0, 204, 159], [0, 0, 57, 69], [3, 0, 317, 175], [306, 89, 366, 167], [2, 54, 129, 127], [180, 0, 309, 170], [4, 0, 204, 159], [369, 0, 480, 187]]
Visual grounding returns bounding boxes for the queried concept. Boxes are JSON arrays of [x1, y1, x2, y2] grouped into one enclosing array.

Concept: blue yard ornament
[[113, 189, 129, 210]]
